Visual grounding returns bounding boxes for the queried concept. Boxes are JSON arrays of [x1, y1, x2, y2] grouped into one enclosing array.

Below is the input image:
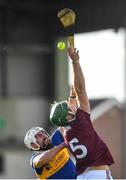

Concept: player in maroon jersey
[[49, 47, 114, 179]]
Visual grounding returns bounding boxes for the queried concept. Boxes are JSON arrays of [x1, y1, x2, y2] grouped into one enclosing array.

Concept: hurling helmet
[[24, 127, 50, 151], [49, 101, 69, 126]]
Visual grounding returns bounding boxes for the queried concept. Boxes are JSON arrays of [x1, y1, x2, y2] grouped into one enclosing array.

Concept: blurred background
[[0, 0, 125, 178]]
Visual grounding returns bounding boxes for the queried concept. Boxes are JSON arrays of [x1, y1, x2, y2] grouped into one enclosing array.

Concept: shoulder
[[51, 128, 64, 146], [69, 108, 91, 127], [31, 151, 44, 168], [76, 108, 91, 118], [51, 128, 62, 139], [30, 152, 38, 166]]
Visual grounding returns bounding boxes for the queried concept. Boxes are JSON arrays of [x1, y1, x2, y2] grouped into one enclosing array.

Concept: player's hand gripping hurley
[[57, 8, 76, 47]]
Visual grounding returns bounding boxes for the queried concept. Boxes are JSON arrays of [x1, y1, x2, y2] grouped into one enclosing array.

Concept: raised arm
[[33, 142, 66, 167], [68, 47, 90, 113]]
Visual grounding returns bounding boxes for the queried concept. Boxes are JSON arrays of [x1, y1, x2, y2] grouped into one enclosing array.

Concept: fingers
[[67, 47, 80, 61], [68, 47, 79, 55]]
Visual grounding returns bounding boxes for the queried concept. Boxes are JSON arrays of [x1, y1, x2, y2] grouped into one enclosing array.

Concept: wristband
[[72, 60, 79, 64], [70, 96, 76, 98]]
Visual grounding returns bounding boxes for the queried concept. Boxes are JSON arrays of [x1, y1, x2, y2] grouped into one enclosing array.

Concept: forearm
[[68, 47, 90, 112], [70, 85, 76, 97], [69, 85, 78, 106], [72, 61, 86, 94], [36, 142, 66, 165]]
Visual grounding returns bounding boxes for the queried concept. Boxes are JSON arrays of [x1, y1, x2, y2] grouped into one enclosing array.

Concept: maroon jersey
[[64, 108, 114, 175]]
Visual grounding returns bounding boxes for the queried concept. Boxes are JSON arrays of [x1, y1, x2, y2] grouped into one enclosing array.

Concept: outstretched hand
[[68, 47, 80, 62]]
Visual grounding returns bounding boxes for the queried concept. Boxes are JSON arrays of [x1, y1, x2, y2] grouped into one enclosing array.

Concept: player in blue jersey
[[24, 126, 77, 179]]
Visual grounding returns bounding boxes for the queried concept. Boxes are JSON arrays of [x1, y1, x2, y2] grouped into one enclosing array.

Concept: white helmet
[[24, 127, 50, 151]]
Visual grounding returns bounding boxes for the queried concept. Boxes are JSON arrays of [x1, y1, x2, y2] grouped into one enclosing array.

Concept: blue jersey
[[31, 129, 77, 179]]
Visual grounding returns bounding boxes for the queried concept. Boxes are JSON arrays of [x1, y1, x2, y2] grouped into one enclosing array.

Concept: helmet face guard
[[49, 101, 70, 126], [24, 127, 51, 151]]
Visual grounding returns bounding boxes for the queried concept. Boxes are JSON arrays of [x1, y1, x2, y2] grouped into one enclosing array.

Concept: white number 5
[[69, 138, 87, 159]]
